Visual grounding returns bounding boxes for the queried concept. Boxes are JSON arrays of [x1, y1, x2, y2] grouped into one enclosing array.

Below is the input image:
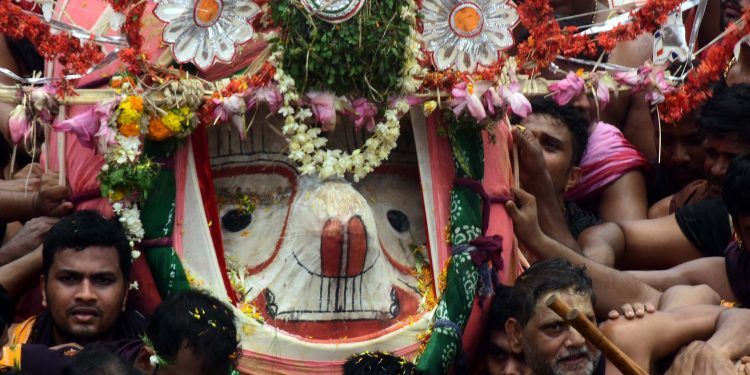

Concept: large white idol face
[[211, 121, 428, 340]]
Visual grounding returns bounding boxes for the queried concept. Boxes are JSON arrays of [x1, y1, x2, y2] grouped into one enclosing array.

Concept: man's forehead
[[532, 289, 594, 317], [703, 134, 750, 152], [522, 114, 572, 139], [50, 246, 121, 272]]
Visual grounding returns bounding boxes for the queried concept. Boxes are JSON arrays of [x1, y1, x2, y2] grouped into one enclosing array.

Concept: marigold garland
[[516, 0, 683, 72], [0, 0, 104, 75], [659, 10, 750, 123]]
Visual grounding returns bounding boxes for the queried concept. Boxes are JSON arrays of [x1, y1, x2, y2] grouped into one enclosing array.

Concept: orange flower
[[119, 122, 141, 137], [128, 96, 144, 112], [146, 116, 174, 141]]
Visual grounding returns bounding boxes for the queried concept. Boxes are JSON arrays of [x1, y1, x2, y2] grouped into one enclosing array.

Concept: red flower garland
[[658, 8, 750, 123], [119, 2, 147, 75], [0, 0, 104, 75], [516, 0, 683, 72]]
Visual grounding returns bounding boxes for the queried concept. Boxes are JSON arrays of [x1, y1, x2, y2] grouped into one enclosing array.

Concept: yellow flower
[[423, 101, 437, 116], [117, 96, 144, 127], [108, 190, 125, 201], [161, 111, 183, 133]]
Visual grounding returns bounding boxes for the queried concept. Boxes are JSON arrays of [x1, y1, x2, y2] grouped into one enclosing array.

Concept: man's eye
[[544, 323, 565, 334], [58, 276, 78, 283], [542, 140, 560, 151], [93, 277, 114, 285]]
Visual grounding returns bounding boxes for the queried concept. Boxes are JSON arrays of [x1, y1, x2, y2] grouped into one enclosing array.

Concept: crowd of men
[[1, 0, 750, 374]]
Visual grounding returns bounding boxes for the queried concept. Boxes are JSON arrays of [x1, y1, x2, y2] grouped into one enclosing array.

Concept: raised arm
[[505, 186, 661, 317]]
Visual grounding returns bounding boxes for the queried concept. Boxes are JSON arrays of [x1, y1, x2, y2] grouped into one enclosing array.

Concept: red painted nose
[[320, 217, 367, 277]]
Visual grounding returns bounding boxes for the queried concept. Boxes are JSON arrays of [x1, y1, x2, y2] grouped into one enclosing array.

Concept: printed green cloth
[[140, 139, 189, 297], [416, 126, 483, 374]]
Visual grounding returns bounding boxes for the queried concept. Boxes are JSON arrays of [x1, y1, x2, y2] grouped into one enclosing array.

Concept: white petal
[[194, 31, 216, 69], [163, 17, 194, 43], [173, 29, 201, 63], [227, 21, 254, 43], [434, 46, 458, 71], [155, 3, 191, 22], [214, 31, 235, 61], [228, 0, 260, 19]]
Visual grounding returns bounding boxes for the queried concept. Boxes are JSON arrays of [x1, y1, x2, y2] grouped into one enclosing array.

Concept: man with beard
[[0, 210, 145, 372], [503, 259, 743, 375], [505, 259, 604, 375]]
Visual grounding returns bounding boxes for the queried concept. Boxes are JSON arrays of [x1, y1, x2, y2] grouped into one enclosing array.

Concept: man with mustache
[[1, 210, 145, 371], [503, 258, 747, 375]]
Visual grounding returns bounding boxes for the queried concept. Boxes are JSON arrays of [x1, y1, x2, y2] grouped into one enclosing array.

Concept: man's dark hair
[[488, 284, 515, 332], [62, 347, 141, 375], [698, 83, 750, 143], [722, 154, 750, 220], [512, 97, 589, 167], [510, 258, 595, 327], [42, 210, 132, 280], [147, 289, 239, 374], [343, 352, 421, 375]]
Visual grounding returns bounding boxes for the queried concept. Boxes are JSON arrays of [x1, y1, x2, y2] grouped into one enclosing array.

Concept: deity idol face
[[211, 121, 427, 340]]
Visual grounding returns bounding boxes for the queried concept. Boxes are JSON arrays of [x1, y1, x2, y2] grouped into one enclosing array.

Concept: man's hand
[[512, 126, 552, 190], [505, 186, 543, 243], [667, 341, 735, 375], [6, 217, 58, 251], [12, 163, 43, 181], [32, 173, 72, 218], [608, 302, 656, 320]]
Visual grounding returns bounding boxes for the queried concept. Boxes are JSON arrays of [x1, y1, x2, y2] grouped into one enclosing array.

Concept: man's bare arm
[[617, 215, 704, 269], [506, 186, 661, 316], [0, 248, 41, 300], [601, 304, 725, 374]]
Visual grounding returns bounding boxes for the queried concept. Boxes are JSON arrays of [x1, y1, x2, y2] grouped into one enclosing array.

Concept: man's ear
[[133, 345, 155, 373], [565, 166, 582, 192], [505, 318, 524, 353], [40, 274, 47, 308]]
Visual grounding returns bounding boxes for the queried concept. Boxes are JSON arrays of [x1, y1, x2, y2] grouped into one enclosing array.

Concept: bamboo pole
[[546, 295, 649, 375]]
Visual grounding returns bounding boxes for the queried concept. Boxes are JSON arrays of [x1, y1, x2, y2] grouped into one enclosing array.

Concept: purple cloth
[[725, 241, 750, 306]]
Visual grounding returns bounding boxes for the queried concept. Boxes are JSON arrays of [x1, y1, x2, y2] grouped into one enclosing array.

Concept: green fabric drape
[[140, 139, 189, 297], [416, 126, 484, 374]]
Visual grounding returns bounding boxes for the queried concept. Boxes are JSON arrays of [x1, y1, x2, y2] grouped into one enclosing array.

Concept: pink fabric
[[45, 115, 112, 216], [565, 122, 652, 201]]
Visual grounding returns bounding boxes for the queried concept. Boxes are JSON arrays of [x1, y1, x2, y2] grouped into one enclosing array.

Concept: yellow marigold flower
[[118, 122, 141, 137], [147, 116, 174, 141], [161, 111, 183, 133], [108, 190, 125, 201]]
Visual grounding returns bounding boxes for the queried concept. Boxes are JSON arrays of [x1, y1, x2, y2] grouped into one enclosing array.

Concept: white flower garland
[[271, 0, 421, 182], [103, 135, 146, 257]]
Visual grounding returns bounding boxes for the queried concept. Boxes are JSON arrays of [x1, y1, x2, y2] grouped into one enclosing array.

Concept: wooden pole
[[546, 295, 649, 375]]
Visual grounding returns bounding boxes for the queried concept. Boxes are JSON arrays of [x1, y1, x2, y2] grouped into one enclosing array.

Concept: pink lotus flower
[[253, 85, 282, 112], [644, 70, 673, 105], [53, 98, 119, 152], [548, 71, 585, 106], [8, 105, 30, 145], [451, 81, 492, 121], [499, 82, 532, 118], [351, 98, 377, 132], [306, 91, 337, 131], [213, 94, 248, 140], [595, 80, 610, 108]]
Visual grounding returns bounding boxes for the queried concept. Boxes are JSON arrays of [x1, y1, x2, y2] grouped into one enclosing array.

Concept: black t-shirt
[[674, 199, 732, 257]]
